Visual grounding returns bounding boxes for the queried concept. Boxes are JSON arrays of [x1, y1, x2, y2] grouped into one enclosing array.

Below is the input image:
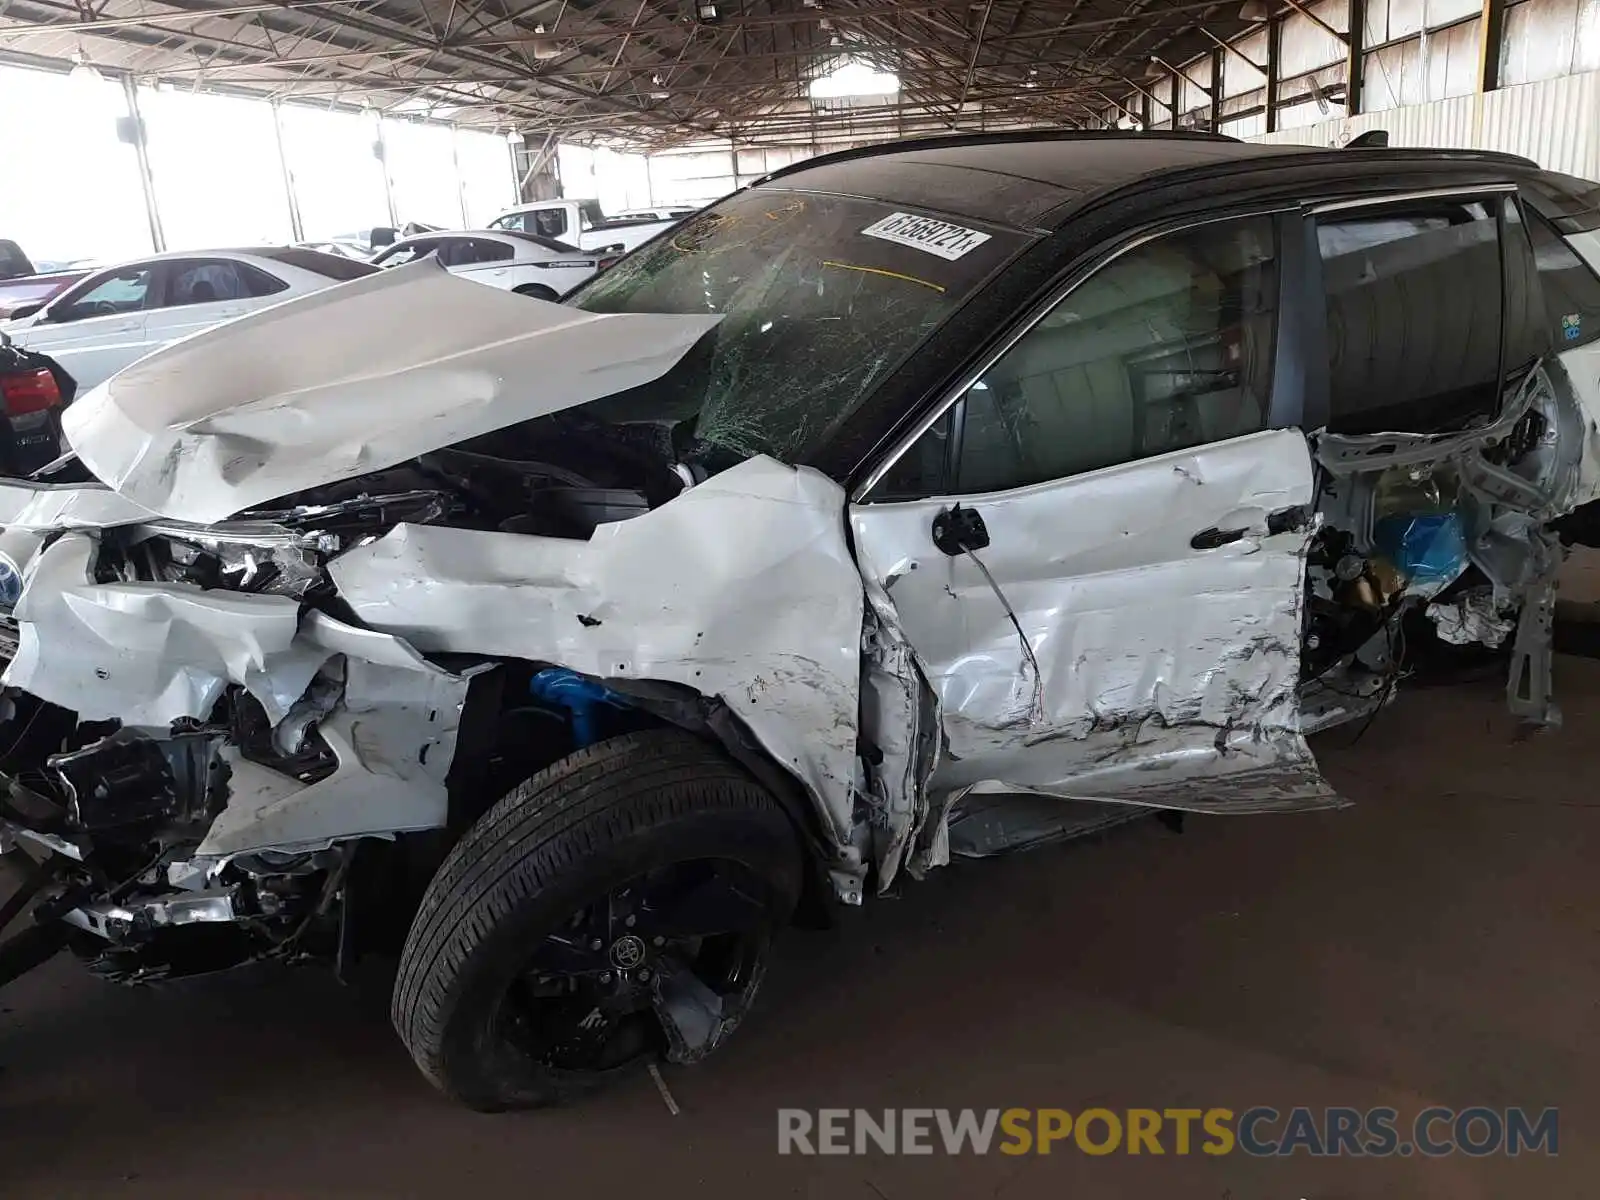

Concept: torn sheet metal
[[329, 456, 869, 885], [63, 260, 722, 524], [1, 531, 471, 859], [1427, 590, 1516, 648], [0, 479, 157, 532], [4, 532, 320, 727], [857, 581, 939, 893], [850, 427, 1337, 824], [194, 645, 471, 859]]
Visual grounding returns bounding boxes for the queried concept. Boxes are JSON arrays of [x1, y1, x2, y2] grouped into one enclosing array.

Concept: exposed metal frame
[[0, 0, 1286, 150]]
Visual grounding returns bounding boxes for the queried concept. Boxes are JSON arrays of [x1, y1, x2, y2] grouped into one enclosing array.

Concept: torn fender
[[329, 456, 870, 888], [4, 532, 321, 727], [63, 260, 722, 524]]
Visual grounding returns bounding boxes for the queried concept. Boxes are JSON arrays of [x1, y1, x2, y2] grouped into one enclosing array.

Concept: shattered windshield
[[570, 190, 1026, 466]]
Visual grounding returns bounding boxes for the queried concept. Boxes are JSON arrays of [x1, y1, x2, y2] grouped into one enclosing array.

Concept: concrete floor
[[3, 621, 1599, 1196]]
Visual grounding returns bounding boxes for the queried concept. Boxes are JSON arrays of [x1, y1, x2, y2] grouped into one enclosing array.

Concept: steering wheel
[[87, 300, 120, 317]]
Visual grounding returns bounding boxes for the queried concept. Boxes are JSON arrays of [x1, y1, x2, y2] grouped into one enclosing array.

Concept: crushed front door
[[849, 211, 1338, 818]]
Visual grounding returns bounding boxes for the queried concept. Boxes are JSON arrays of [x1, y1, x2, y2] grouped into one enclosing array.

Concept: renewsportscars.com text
[[777, 1106, 1559, 1158]]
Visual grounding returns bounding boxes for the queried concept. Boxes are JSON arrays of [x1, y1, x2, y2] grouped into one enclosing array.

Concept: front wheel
[[391, 728, 802, 1111]]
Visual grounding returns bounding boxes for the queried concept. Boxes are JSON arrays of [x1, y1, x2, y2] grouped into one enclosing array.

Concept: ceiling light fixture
[[1237, 0, 1270, 19], [68, 48, 104, 85]]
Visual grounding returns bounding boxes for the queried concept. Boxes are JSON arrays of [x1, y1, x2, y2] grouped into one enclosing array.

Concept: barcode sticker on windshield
[[860, 212, 991, 261]]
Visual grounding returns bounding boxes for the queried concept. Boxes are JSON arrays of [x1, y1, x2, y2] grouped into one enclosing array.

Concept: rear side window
[[237, 263, 290, 297], [447, 238, 513, 266], [1525, 210, 1600, 350], [532, 209, 569, 239], [1316, 198, 1504, 434]]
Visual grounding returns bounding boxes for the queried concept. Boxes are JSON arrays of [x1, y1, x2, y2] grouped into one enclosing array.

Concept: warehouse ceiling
[[0, 0, 1254, 148]]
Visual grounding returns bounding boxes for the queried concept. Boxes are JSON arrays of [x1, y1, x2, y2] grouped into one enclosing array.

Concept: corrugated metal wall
[[1250, 68, 1600, 178]]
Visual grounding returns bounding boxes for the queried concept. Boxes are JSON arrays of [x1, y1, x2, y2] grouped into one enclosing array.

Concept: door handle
[[1190, 525, 1248, 550]]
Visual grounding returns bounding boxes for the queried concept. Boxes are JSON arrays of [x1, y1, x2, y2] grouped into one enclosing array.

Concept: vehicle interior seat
[[955, 237, 1274, 493]]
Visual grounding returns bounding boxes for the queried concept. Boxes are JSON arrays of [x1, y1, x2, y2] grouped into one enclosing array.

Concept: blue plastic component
[[1372, 511, 1469, 588], [528, 668, 632, 747]]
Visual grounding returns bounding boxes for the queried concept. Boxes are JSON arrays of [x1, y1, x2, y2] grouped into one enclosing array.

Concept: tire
[[391, 728, 803, 1111], [513, 284, 559, 301]]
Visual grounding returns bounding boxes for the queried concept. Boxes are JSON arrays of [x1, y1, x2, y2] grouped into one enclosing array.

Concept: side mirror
[[6, 302, 43, 322]]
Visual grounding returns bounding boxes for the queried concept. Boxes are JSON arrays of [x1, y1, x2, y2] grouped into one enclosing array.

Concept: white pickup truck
[[485, 198, 681, 254]]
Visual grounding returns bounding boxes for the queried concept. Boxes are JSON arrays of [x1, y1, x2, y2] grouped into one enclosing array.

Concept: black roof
[[754, 131, 1538, 230]]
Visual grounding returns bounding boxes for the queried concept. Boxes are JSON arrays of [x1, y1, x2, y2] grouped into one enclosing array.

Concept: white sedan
[[0, 247, 374, 393], [370, 230, 615, 300]]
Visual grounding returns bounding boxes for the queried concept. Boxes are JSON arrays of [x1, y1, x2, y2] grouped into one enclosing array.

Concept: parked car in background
[[612, 206, 704, 222], [0, 247, 376, 392], [371, 229, 617, 299], [0, 240, 91, 321], [0, 334, 73, 478], [487, 198, 678, 253], [295, 239, 374, 261]]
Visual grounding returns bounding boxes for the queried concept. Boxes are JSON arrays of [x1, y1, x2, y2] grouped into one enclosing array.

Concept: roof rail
[[750, 128, 1242, 188]]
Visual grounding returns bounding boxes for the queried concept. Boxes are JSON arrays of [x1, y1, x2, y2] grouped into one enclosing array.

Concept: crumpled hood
[[62, 259, 721, 524]]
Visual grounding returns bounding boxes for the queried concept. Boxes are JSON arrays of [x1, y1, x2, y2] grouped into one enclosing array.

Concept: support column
[[1478, 0, 1506, 92], [121, 76, 164, 253], [1346, 0, 1367, 115], [451, 127, 470, 227], [1266, 18, 1282, 132], [1210, 48, 1224, 131], [270, 101, 304, 242], [374, 116, 399, 227]]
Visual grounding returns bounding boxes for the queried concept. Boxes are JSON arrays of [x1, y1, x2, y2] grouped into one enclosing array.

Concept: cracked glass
[[571, 190, 1024, 466]]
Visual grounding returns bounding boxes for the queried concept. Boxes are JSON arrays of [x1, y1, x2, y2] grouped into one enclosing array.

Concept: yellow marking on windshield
[[821, 261, 946, 293]]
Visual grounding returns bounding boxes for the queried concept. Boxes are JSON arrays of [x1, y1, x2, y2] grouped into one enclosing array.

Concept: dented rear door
[[850, 210, 1338, 815]]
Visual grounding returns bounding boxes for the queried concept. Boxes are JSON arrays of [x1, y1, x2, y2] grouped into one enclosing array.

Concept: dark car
[[4, 132, 1600, 1112], [0, 334, 73, 476]]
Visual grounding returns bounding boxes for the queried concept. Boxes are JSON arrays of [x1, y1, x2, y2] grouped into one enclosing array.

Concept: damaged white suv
[[4, 132, 1600, 1110]]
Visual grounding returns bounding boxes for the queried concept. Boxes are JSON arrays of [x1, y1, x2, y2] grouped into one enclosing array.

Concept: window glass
[[1317, 199, 1503, 434], [573, 191, 1024, 467], [449, 237, 514, 266], [1525, 209, 1600, 350], [886, 216, 1279, 497], [532, 208, 569, 239], [237, 263, 290, 297], [165, 260, 267, 307], [49, 265, 154, 323], [487, 212, 521, 231]]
